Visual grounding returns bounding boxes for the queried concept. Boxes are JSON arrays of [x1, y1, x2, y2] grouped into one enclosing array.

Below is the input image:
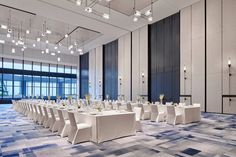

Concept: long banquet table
[[74, 110, 136, 143], [175, 106, 201, 124]]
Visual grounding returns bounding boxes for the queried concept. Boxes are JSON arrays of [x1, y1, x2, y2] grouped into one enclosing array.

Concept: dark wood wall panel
[[80, 53, 89, 98], [148, 12, 180, 103], [103, 40, 118, 100]]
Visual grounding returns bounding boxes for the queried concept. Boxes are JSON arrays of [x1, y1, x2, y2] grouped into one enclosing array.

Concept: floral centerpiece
[[159, 94, 164, 105], [67, 96, 72, 105], [85, 94, 91, 106], [56, 96, 61, 103]]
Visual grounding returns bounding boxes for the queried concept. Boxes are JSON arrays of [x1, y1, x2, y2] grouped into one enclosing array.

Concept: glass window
[[65, 66, 71, 74], [42, 63, 49, 72], [50, 77, 57, 97], [3, 58, 13, 69], [72, 78, 77, 98], [50, 64, 57, 73], [41, 76, 49, 97], [14, 60, 23, 70], [58, 65, 64, 73], [24, 75, 32, 98], [57, 77, 64, 98], [24, 61, 32, 70], [33, 76, 41, 97], [65, 78, 71, 97], [0, 58, 2, 68], [3, 74, 13, 98], [72, 67, 77, 74], [0, 74, 2, 98], [14, 75, 23, 98], [33, 62, 41, 71]]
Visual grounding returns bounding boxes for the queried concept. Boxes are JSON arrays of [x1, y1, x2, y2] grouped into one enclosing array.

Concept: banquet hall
[[0, 0, 235, 157]]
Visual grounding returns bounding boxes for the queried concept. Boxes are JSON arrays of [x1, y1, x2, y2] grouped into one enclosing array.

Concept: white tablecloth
[[176, 106, 201, 124], [76, 111, 136, 143]]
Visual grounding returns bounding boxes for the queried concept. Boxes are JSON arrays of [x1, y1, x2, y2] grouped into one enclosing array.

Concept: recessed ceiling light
[[133, 17, 138, 22], [41, 33, 45, 37], [12, 40, 15, 43], [70, 50, 74, 54], [7, 33, 11, 38], [41, 50, 45, 54], [145, 9, 152, 16], [59, 42, 62, 46], [46, 48, 49, 53], [79, 52, 83, 55], [33, 43, 36, 47], [103, 13, 110, 19], [37, 37, 41, 42], [0, 24, 7, 29], [23, 45, 27, 49], [12, 48, 15, 53], [54, 46, 58, 50], [46, 30, 52, 34], [45, 40, 49, 44], [65, 34, 69, 38], [134, 10, 141, 17], [148, 16, 153, 22], [57, 50, 61, 54], [15, 42, 19, 46], [21, 48, 24, 52], [51, 52, 55, 56], [85, 7, 92, 13], [57, 57, 61, 62], [0, 40, 5, 44], [76, 0, 82, 6], [19, 36, 23, 41], [26, 30, 30, 34], [8, 29, 12, 33]]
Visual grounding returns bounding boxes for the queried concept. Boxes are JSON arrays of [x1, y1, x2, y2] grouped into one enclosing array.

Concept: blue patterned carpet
[[0, 104, 236, 157]]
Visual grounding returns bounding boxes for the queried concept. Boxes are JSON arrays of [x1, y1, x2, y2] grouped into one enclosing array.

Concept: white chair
[[133, 107, 142, 132], [166, 106, 182, 125], [57, 109, 71, 137], [138, 103, 151, 120], [38, 105, 45, 125], [43, 106, 53, 128], [166, 102, 173, 106], [150, 105, 158, 122], [67, 112, 91, 144], [49, 108, 60, 132], [156, 105, 167, 122]]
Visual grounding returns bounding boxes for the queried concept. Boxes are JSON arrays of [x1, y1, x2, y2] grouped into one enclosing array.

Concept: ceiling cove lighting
[[0, 40, 5, 44], [0, 24, 7, 29]]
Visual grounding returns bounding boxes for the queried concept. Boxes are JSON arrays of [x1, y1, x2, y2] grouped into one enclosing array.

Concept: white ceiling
[[0, 0, 200, 53]]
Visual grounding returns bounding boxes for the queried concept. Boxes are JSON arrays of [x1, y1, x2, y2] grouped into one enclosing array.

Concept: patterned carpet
[[0, 104, 236, 157]]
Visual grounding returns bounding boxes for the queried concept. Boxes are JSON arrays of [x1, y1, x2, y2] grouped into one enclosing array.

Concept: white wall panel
[[118, 33, 131, 100], [89, 49, 96, 99], [180, 6, 192, 105], [191, 0, 205, 111], [206, 0, 222, 113], [132, 26, 148, 101], [95, 46, 103, 100]]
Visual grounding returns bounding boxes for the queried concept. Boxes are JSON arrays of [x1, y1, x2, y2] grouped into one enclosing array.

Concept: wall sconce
[[228, 58, 232, 102], [119, 76, 122, 85], [183, 65, 187, 101], [141, 72, 145, 84]]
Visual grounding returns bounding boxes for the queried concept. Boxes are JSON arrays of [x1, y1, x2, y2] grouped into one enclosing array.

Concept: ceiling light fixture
[[0, 40, 5, 44], [15, 42, 19, 46], [70, 50, 74, 54], [133, 17, 138, 22], [26, 30, 30, 34], [76, 0, 82, 6], [68, 45, 73, 50], [0, 24, 7, 29], [57, 57, 61, 62], [41, 50, 45, 54], [134, 10, 141, 17], [103, 13, 110, 19], [46, 48, 49, 53], [46, 30, 52, 34], [21, 48, 24, 52], [7, 33, 11, 38], [37, 37, 41, 42], [33, 43, 36, 47], [12, 48, 15, 53], [65, 34, 69, 38], [148, 16, 153, 22], [8, 29, 12, 33], [54, 46, 58, 50], [57, 50, 61, 54], [85, 7, 92, 13], [12, 39, 15, 43], [79, 52, 83, 55], [51, 52, 55, 56], [78, 48, 82, 52], [145, 9, 152, 16], [45, 40, 49, 44]]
